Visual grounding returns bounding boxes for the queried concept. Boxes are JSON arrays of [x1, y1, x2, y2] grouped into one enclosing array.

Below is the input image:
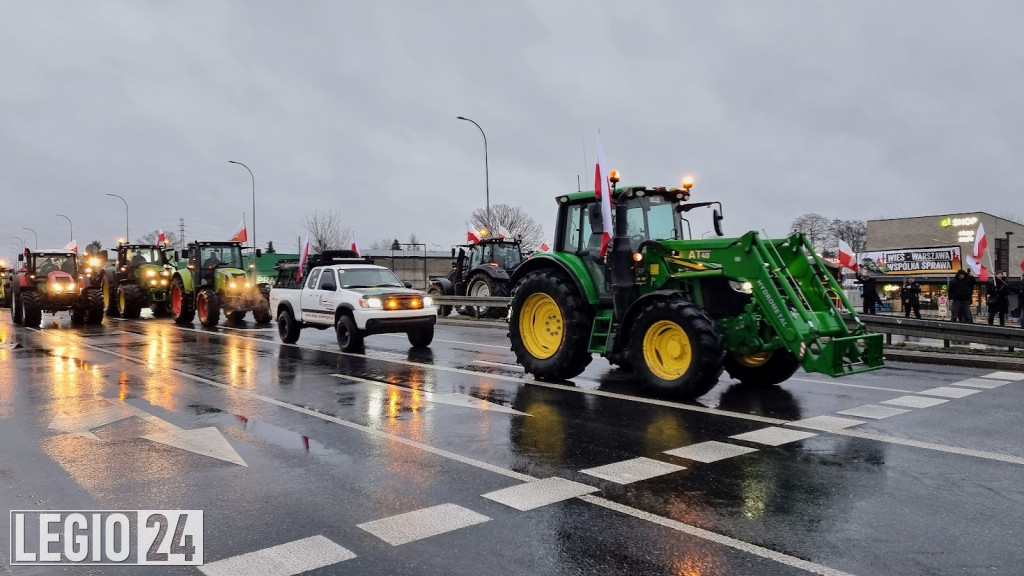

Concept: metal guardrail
[[431, 295, 1024, 350]]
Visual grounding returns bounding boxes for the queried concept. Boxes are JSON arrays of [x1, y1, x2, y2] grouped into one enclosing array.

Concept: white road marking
[[835, 405, 911, 420], [917, 386, 981, 399], [330, 373, 530, 416], [471, 359, 525, 370], [199, 535, 355, 576], [482, 477, 598, 511], [826, 429, 1024, 466], [581, 457, 685, 485], [579, 495, 859, 576], [788, 415, 866, 432], [48, 403, 137, 440], [730, 427, 818, 446], [383, 333, 509, 349], [357, 503, 489, 546], [952, 377, 1010, 389], [982, 371, 1024, 381], [881, 396, 949, 408], [787, 377, 914, 394], [143, 426, 248, 467], [664, 441, 758, 463]]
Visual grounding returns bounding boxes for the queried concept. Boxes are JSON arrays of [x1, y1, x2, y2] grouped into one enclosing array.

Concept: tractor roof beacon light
[[682, 175, 694, 191], [609, 170, 620, 185]]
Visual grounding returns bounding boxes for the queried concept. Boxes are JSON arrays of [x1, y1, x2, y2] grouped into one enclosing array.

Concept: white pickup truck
[[268, 254, 436, 351]]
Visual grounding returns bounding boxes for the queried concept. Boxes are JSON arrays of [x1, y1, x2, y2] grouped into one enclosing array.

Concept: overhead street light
[[456, 116, 490, 230], [228, 160, 256, 254], [107, 193, 129, 241], [55, 214, 73, 243], [21, 228, 37, 249]]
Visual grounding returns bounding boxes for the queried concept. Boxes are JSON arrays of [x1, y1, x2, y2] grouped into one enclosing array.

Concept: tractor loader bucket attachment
[[803, 332, 885, 377]]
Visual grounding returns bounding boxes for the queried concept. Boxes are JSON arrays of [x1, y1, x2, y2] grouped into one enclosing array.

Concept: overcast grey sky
[[3, 1, 1023, 258]]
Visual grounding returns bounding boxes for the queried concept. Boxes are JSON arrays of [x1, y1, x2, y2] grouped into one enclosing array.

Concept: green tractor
[[169, 241, 272, 327], [508, 175, 883, 399], [100, 242, 176, 318]]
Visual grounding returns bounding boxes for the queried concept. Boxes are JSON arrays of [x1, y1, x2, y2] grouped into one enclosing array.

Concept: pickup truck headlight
[[423, 296, 433, 307], [360, 297, 383, 309]]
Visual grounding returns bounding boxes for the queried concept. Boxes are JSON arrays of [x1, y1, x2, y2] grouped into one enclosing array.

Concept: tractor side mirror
[[713, 209, 724, 237], [181, 249, 190, 259], [18, 254, 24, 262], [404, 281, 413, 289], [256, 249, 262, 258]]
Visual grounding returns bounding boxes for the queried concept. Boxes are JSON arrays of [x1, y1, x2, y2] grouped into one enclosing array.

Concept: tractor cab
[[171, 241, 269, 327]]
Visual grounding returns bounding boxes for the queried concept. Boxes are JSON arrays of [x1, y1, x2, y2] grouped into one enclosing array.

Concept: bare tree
[[830, 219, 867, 252], [470, 204, 545, 249], [408, 233, 419, 245], [368, 238, 393, 250], [790, 213, 835, 252], [136, 229, 179, 246], [302, 209, 351, 254]]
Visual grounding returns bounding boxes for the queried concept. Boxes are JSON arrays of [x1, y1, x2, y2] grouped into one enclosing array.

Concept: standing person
[[987, 271, 1010, 326], [855, 274, 880, 315], [948, 269, 976, 323], [901, 277, 922, 319]]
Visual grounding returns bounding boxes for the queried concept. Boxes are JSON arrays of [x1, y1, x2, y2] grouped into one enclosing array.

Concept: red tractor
[[11, 249, 104, 328]]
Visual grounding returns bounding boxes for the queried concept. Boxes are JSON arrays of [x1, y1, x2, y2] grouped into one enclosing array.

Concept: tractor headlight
[[52, 284, 63, 293], [85, 267, 93, 274], [230, 282, 237, 289], [147, 270, 156, 277], [160, 279, 168, 286], [360, 297, 383, 309], [423, 296, 433, 307], [245, 282, 251, 288], [161, 270, 171, 277], [729, 280, 754, 294], [150, 280, 157, 286], [89, 258, 100, 267]]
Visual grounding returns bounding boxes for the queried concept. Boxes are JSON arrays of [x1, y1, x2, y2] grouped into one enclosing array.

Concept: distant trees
[[136, 229, 179, 246], [302, 209, 351, 254], [469, 204, 544, 249], [265, 241, 276, 254], [789, 213, 867, 255]]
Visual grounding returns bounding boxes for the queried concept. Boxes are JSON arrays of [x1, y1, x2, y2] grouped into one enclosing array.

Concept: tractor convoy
[[3, 172, 884, 396]]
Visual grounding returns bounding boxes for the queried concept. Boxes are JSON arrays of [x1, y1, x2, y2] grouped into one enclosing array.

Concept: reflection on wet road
[[2, 309, 1024, 575]]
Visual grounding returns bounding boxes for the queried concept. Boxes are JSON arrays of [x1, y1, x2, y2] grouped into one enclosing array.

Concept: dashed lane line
[[55, 334, 866, 576], [199, 535, 356, 576], [357, 503, 490, 546]]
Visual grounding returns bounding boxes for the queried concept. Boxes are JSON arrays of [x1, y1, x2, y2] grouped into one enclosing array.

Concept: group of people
[[857, 269, 1020, 326]]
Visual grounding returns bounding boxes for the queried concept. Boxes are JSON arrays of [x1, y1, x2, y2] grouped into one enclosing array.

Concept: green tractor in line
[[508, 174, 884, 400], [100, 242, 177, 318], [169, 241, 272, 327]]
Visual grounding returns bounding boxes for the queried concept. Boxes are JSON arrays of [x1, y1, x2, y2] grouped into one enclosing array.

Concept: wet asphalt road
[[1, 309, 1023, 576]]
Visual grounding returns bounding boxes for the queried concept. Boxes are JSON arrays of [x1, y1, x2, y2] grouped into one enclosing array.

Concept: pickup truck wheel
[[277, 308, 301, 344], [724, 350, 801, 386], [408, 325, 434, 347], [197, 288, 221, 328], [336, 315, 364, 352]]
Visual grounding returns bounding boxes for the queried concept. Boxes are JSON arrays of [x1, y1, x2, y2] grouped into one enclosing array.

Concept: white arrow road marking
[[143, 426, 248, 467], [331, 373, 530, 416], [47, 398, 247, 466], [48, 403, 138, 441]]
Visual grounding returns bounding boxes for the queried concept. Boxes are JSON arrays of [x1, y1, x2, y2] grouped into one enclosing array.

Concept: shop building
[[859, 212, 1024, 317]]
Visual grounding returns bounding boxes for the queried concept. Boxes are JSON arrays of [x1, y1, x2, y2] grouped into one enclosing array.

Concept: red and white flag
[[539, 241, 550, 251], [837, 240, 858, 272], [497, 225, 511, 239], [297, 234, 311, 281], [157, 229, 166, 244], [230, 218, 248, 243], [594, 135, 613, 258], [964, 222, 989, 281], [350, 232, 360, 257], [467, 223, 482, 244], [64, 239, 78, 253]]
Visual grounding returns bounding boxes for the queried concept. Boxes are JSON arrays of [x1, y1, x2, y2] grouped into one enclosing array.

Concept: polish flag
[[539, 241, 550, 251], [594, 135, 613, 258], [467, 223, 482, 244], [157, 229, 166, 245], [230, 218, 248, 243], [350, 232, 360, 257], [297, 234, 310, 281], [497, 225, 511, 239], [64, 239, 78, 253], [837, 240, 858, 272], [964, 222, 989, 281]]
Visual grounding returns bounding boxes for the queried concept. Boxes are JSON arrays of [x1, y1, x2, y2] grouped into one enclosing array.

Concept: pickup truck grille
[[381, 295, 424, 310]]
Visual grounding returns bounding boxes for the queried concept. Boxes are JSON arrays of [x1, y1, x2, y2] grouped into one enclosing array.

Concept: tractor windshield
[[338, 268, 404, 289], [32, 254, 77, 275], [624, 195, 678, 249], [199, 246, 243, 270], [491, 243, 522, 269], [126, 248, 162, 266]]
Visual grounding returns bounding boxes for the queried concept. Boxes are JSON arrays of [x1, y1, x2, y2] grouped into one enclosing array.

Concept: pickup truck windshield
[[338, 268, 404, 288]]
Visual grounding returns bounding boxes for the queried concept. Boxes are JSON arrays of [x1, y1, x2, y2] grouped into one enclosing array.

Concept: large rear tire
[[427, 284, 450, 317], [170, 276, 194, 324], [197, 289, 220, 328], [509, 269, 593, 381], [724, 350, 801, 386], [84, 287, 104, 324], [118, 284, 144, 319], [629, 299, 724, 400], [277, 308, 301, 344], [336, 314, 364, 352], [101, 275, 118, 316], [21, 291, 42, 328]]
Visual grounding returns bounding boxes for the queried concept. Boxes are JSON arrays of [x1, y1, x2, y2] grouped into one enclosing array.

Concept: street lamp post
[[55, 214, 73, 243], [10, 237, 25, 252], [21, 228, 37, 249], [228, 161, 256, 254], [456, 116, 490, 231], [107, 193, 129, 241]]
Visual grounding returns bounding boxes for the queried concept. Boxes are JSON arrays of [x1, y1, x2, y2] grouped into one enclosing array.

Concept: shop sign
[[858, 246, 962, 275]]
